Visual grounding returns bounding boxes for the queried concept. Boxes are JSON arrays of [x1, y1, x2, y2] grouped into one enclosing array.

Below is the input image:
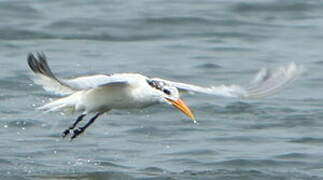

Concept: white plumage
[[28, 52, 302, 139]]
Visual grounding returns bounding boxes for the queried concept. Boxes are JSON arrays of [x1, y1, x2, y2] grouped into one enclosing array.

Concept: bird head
[[147, 79, 196, 122]]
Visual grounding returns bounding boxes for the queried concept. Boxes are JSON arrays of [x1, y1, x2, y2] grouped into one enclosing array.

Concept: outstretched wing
[[27, 53, 128, 96], [152, 63, 302, 98]]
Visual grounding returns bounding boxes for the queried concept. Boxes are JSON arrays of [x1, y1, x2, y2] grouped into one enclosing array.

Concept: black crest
[[147, 79, 171, 95]]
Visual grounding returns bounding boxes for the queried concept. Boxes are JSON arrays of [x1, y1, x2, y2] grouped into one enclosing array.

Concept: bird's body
[[27, 52, 302, 139], [78, 74, 151, 110], [48, 73, 162, 113]]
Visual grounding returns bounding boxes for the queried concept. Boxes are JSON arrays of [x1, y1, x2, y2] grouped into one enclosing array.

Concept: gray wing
[[27, 53, 128, 96], [152, 63, 302, 98]]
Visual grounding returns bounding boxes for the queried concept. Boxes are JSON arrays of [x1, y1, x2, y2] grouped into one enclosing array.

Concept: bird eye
[[163, 89, 171, 95]]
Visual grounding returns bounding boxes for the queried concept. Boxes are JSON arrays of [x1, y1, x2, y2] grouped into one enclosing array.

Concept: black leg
[[71, 113, 101, 140], [62, 114, 86, 138]]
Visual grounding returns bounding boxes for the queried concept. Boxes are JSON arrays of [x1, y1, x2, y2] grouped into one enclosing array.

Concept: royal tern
[[27, 52, 301, 140]]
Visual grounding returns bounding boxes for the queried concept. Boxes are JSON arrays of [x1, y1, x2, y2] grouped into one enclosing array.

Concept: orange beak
[[166, 98, 196, 123]]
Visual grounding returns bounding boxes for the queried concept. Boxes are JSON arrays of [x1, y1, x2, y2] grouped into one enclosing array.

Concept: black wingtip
[[26, 52, 73, 90], [26, 51, 54, 78], [36, 51, 47, 63], [27, 53, 40, 73]]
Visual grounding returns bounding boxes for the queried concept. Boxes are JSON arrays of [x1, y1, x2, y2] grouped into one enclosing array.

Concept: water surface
[[1, 0, 323, 179]]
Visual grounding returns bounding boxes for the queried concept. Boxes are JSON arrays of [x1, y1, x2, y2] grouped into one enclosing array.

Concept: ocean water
[[1, 0, 323, 179]]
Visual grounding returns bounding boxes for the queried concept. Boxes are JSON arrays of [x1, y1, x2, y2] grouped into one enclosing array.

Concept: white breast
[[77, 74, 160, 113]]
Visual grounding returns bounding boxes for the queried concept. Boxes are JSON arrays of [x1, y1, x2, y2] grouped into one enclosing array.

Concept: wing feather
[[65, 75, 129, 89], [28, 52, 302, 99], [27, 53, 129, 96], [152, 62, 302, 99], [28, 53, 76, 95]]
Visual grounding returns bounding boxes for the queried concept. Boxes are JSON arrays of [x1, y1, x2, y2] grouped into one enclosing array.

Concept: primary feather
[[28, 53, 76, 95], [28, 53, 130, 96], [28, 53, 302, 113], [27, 52, 302, 139], [152, 62, 302, 98]]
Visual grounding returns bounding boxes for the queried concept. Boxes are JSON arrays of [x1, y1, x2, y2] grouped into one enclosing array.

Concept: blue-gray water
[[1, 0, 323, 179]]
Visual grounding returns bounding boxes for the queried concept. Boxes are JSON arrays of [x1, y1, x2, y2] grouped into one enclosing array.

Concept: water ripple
[[232, 2, 315, 13], [196, 63, 222, 69], [32, 171, 133, 180], [126, 126, 177, 137], [289, 137, 323, 144], [1, 0, 323, 179]]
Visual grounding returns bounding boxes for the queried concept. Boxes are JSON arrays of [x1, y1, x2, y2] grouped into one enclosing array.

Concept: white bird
[[27, 52, 302, 140]]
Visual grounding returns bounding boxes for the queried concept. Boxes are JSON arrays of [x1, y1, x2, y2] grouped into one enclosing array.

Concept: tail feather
[[38, 92, 81, 113]]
